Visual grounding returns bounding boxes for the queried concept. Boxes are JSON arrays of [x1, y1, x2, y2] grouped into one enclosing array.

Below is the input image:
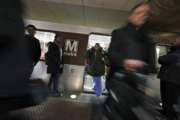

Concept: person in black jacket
[[46, 35, 64, 97], [25, 24, 41, 69], [104, 3, 152, 120], [158, 38, 180, 120], [108, 4, 152, 74]]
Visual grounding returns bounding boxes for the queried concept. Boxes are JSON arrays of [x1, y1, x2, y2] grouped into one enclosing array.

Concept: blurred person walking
[[104, 2, 153, 120]]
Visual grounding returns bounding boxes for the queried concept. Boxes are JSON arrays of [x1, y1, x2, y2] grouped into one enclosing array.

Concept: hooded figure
[[85, 43, 106, 96]]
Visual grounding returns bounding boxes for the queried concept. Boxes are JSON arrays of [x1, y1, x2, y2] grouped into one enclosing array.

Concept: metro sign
[[64, 39, 79, 57]]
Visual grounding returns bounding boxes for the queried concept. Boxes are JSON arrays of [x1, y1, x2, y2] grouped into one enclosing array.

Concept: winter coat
[[85, 47, 106, 76], [46, 42, 63, 74], [25, 34, 41, 66], [108, 24, 153, 74]]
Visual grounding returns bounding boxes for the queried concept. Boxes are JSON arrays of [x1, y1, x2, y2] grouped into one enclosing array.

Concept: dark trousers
[[48, 72, 60, 93], [161, 80, 180, 119], [160, 80, 167, 114]]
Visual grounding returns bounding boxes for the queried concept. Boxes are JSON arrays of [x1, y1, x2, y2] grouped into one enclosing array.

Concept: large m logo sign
[[64, 39, 79, 56], [65, 39, 79, 52]]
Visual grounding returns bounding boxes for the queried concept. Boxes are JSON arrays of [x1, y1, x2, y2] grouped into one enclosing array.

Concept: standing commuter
[[46, 35, 64, 97], [85, 43, 106, 96], [25, 24, 41, 73]]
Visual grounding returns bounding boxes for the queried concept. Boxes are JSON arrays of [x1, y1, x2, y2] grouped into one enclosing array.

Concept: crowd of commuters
[[25, 24, 64, 97], [0, 0, 180, 120]]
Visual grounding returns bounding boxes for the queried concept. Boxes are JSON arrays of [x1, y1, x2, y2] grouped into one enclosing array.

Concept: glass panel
[[87, 34, 111, 51], [35, 31, 55, 60], [156, 45, 169, 69]]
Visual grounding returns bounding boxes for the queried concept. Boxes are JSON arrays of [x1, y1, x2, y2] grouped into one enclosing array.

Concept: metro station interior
[[0, 0, 180, 120]]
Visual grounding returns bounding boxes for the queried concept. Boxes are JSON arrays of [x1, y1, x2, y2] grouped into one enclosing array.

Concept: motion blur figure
[[0, 1, 48, 114], [158, 37, 180, 120], [0, 0, 30, 98], [105, 3, 153, 120]]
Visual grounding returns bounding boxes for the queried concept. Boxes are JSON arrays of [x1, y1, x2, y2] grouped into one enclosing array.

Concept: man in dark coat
[[108, 5, 152, 74], [104, 3, 152, 120], [46, 35, 64, 96], [85, 43, 106, 96], [158, 37, 180, 120], [25, 24, 41, 68]]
